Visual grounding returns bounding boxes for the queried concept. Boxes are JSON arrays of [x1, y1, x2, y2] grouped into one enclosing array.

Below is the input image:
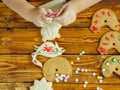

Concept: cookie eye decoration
[[102, 56, 120, 77], [98, 31, 120, 55], [90, 8, 120, 33], [43, 57, 72, 82], [31, 42, 65, 67]]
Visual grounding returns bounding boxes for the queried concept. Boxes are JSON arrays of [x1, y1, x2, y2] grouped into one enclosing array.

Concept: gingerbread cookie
[[102, 56, 120, 77], [90, 8, 120, 33], [43, 57, 72, 82], [98, 31, 120, 54]]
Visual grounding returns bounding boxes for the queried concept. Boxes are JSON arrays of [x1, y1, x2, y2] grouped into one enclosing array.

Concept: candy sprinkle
[[77, 57, 80, 61], [75, 78, 79, 83], [70, 61, 74, 65]]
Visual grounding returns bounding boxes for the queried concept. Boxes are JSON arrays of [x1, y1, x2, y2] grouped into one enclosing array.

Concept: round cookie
[[90, 8, 120, 33], [43, 57, 72, 82], [98, 31, 120, 54], [102, 56, 120, 77]]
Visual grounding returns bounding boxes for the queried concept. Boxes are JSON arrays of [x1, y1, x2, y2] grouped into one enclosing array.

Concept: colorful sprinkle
[[92, 72, 96, 76], [99, 79, 103, 83], [77, 57, 80, 61], [97, 76, 101, 80], [75, 78, 79, 82], [70, 61, 74, 65], [118, 60, 120, 64]]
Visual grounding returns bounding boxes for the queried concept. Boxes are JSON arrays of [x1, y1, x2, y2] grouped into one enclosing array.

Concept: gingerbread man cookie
[[98, 31, 120, 54], [90, 8, 120, 33], [43, 57, 72, 82], [102, 56, 120, 77]]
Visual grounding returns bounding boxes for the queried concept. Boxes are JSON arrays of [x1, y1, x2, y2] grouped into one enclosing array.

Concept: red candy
[[107, 12, 111, 17], [98, 47, 107, 53], [111, 33, 115, 38], [105, 36, 110, 41], [101, 11, 105, 15], [91, 25, 99, 31]]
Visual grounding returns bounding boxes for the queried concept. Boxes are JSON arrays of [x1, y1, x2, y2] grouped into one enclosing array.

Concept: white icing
[[30, 78, 53, 90]]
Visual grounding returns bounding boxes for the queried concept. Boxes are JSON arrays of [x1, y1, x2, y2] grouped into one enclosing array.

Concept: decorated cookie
[[43, 57, 72, 82], [30, 77, 53, 90], [102, 56, 120, 77], [39, 0, 66, 42], [98, 31, 120, 54], [90, 8, 120, 33], [31, 42, 65, 67]]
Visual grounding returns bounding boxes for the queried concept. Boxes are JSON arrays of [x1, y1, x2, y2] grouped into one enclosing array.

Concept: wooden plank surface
[[0, 0, 120, 90]]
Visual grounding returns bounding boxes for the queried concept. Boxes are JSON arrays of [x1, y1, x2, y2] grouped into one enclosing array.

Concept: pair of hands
[[28, 1, 77, 27]]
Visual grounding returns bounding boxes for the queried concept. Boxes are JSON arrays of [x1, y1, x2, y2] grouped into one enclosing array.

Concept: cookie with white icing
[[40, 0, 66, 42], [98, 31, 120, 54], [102, 56, 120, 77], [43, 57, 72, 82], [31, 42, 65, 67], [90, 8, 120, 33]]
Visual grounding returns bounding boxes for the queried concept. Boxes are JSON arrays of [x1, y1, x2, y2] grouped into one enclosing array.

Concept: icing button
[[112, 57, 117, 62]]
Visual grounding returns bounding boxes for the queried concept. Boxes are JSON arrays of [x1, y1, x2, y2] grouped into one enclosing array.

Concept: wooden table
[[0, 0, 120, 90]]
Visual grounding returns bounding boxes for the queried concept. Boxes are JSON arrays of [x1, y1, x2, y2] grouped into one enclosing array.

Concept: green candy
[[112, 57, 117, 62], [106, 61, 111, 66]]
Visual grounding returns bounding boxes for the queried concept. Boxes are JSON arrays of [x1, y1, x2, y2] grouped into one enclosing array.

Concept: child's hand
[[28, 7, 53, 27], [54, 1, 78, 26]]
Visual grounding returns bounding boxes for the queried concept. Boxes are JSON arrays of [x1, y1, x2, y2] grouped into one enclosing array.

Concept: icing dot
[[112, 58, 117, 62], [106, 61, 110, 66], [102, 68, 106, 72]]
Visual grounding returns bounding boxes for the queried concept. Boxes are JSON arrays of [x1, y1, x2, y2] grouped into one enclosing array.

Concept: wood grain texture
[[0, 0, 120, 90]]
